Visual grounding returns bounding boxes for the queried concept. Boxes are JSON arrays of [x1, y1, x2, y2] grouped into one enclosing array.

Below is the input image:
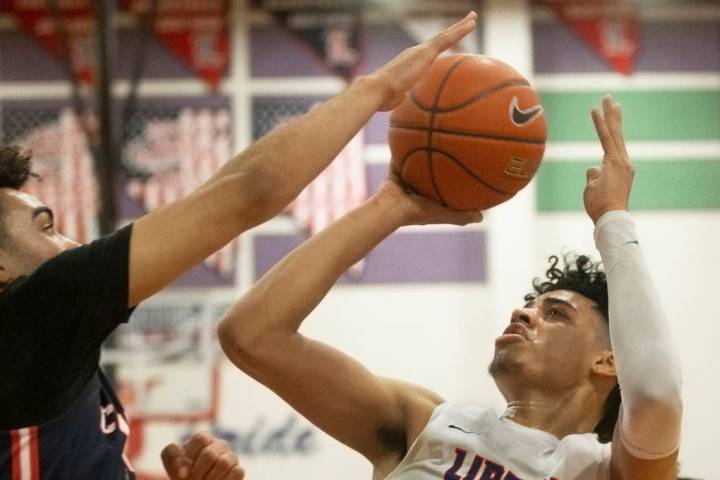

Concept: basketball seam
[[428, 154, 444, 207], [431, 147, 516, 196], [400, 57, 534, 207], [389, 124, 545, 145], [426, 56, 470, 206], [409, 79, 531, 113]]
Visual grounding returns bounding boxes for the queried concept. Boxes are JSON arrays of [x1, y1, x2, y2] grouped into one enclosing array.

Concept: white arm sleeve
[[594, 211, 682, 460]]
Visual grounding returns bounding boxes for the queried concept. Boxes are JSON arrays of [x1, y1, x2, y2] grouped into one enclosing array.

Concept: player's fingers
[[188, 439, 232, 480], [203, 451, 239, 480], [614, 103, 632, 164], [227, 465, 246, 480], [602, 96, 625, 161], [591, 106, 616, 158], [427, 11, 477, 53], [602, 96, 621, 154], [586, 166, 601, 184], [161, 443, 192, 480], [445, 209, 484, 226], [183, 432, 215, 462]]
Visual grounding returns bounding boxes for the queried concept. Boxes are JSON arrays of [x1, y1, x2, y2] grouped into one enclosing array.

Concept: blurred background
[[0, 0, 718, 478]]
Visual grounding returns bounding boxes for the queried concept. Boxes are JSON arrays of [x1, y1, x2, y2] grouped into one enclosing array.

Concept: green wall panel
[[536, 159, 720, 211], [539, 91, 720, 142]]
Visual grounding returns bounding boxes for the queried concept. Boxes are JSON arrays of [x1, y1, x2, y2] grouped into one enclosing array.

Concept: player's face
[[0, 189, 80, 284], [489, 289, 612, 398]]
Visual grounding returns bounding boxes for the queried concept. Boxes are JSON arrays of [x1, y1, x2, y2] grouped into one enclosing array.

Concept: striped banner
[[9, 427, 40, 480], [124, 108, 237, 276], [16, 109, 99, 244], [288, 129, 367, 235]]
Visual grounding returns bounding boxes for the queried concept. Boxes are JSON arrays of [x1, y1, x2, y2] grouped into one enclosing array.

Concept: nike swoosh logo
[[624, 240, 639, 245], [449, 425, 484, 435], [509, 96, 543, 126]]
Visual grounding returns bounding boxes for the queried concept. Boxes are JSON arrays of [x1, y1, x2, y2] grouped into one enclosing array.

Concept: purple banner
[[255, 230, 487, 284]]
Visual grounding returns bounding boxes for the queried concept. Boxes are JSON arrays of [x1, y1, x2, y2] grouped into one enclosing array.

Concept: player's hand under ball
[[377, 170, 484, 227]]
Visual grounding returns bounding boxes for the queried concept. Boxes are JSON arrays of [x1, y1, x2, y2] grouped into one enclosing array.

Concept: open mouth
[[496, 323, 528, 343]]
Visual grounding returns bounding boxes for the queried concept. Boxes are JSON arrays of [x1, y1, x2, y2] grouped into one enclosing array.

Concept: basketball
[[388, 54, 547, 210]]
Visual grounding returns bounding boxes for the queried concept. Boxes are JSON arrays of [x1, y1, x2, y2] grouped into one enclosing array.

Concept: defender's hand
[[161, 432, 245, 480], [368, 12, 477, 112], [377, 172, 483, 227], [584, 95, 635, 224]]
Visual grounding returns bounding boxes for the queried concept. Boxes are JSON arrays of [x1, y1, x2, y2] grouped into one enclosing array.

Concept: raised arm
[[585, 96, 682, 480], [127, 12, 478, 307], [217, 174, 481, 470]]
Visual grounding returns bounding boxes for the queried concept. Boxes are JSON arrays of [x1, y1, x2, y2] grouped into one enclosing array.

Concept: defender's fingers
[[161, 443, 191, 479], [227, 465, 246, 480], [204, 451, 239, 480], [189, 439, 233, 480], [586, 166, 601, 184], [182, 432, 215, 462], [602, 95, 623, 154], [427, 11, 477, 53], [614, 103, 632, 164], [591, 107, 616, 158]]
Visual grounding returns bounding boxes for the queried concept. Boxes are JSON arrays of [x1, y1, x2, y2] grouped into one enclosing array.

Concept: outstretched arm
[[217, 175, 482, 468], [585, 96, 682, 480], [127, 12, 478, 307]]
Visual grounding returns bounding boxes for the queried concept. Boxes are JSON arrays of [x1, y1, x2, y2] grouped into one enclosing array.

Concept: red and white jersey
[[385, 403, 610, 480]]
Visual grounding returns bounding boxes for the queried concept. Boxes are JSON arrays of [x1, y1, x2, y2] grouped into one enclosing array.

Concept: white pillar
[[481, 0, 537, 409], [230, 0, 256, 292]]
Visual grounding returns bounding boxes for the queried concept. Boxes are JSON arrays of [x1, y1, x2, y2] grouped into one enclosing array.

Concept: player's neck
[[501, 386, 604, 440]]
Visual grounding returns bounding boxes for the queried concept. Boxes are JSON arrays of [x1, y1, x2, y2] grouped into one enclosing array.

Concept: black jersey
[[0, 225, 135, 479]]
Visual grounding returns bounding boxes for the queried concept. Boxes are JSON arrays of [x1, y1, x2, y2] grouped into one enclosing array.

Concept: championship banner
[[544, 0, 639, 75], [7, 0, 96, 85], [15, 108, 99, 244], [123, 107, 237, 277], [127, 0, 229, 90], [253, 0, 364, 81]]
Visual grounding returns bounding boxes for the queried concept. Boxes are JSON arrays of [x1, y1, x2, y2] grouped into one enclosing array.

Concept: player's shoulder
[[426, 402, 499, 431], [558, 432, 613, 463]]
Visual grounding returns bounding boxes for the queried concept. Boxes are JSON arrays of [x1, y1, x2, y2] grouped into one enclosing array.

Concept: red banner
[[8, 0, 96, 85], [545, 0, 639, 75], [253, 0, 364, 81], [127, 0, 229, 90]]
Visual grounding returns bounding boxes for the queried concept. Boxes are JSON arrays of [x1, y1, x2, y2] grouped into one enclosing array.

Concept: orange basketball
[[388, 54, 547, 210]]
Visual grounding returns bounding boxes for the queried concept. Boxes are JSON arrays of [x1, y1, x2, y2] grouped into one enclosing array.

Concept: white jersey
[[385, 403, 611, 480]]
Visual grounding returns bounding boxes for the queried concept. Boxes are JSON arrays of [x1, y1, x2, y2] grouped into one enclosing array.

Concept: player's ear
[[591, 350, 616, 378], [0, 251, 13, 288]]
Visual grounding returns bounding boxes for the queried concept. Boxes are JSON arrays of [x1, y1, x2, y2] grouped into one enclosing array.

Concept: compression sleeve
[[594, 210, 682, 459]]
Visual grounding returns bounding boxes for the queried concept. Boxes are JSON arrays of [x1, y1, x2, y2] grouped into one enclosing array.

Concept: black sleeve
[[0, 224, 134, 428]]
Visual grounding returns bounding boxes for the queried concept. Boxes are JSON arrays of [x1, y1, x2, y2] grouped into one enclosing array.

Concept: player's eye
[[44, 223, 55, 232], [545, 307, 566, 319]]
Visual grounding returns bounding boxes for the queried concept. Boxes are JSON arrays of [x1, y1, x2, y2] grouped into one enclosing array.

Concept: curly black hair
[[0, 146, 37, 245], [0, 146, 35, 190], [525, 253, 621, 444]]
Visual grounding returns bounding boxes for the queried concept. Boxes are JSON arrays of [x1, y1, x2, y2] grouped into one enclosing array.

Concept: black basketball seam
[[396, 145, 517, 196], [427, 154, 446, 206], [389, 124, 545, 145], [409, 79, 531, 113], [401, 56, 469, 203], [400, 147, 446, 205], [400, 58, 536, 205], [425, 56, 469, 206], [431, 147, 516, 196]]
